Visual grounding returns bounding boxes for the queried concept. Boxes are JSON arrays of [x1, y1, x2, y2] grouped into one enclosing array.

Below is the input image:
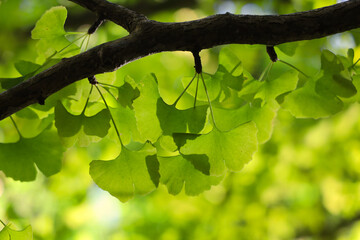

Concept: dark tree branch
[[0, 0, 360, 120], [68, 0, 147, 33]]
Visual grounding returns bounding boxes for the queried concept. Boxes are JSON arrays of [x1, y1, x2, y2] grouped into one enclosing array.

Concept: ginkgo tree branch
[[0, 0, 360, 120]]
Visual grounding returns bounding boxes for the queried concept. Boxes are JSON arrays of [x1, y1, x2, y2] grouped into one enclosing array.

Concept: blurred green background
[[1, 0, 360, 239]]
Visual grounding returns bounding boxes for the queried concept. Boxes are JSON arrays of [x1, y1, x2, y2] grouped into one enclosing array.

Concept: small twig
[[266, 46, 278, 62], [88, 16, 105, 34], [192, 50, 202, 74]]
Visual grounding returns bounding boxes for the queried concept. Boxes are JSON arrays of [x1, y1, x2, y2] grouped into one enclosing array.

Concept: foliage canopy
[[0, 0, 360, 239]]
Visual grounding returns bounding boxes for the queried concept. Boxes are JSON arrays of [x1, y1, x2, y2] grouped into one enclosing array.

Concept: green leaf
[[0, 76, 26, 90], [213, 100, 276, 143], [133, 74, 162, 142], [321, 50, 344, 74], [14, 60, 41, 76], [117, 81, 140, 109], [181, 74, 221, 102], [89, 143, 157, 202], [0, 129, 64, 181], [276, 42, 299, 56], [255, 70, 299, 103], [159, 155, 222, 195], [112, 105, 145, 145], [55, 102, 111, 147], [156, 99, 208, 135], [315, 73, 357, 98], [180, 122, 258, 175], [31, 6, 67, 39], [219, 46, 243, 75], [0, 225, 33, 240], [282, 79, 343, 118]]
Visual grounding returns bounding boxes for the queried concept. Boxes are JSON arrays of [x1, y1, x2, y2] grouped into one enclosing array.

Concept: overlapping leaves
[[282, 49, 358, 118], [1, 4, 360, 204], [0, 223, 32, 240]]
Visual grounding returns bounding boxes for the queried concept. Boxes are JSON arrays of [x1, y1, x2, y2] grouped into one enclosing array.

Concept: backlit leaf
[[0, 129, 64, 181], [159, 155, 223, 195], [90, 143, 157, 202], [180, 122, 258, 175], [31, 6, 67, 39]]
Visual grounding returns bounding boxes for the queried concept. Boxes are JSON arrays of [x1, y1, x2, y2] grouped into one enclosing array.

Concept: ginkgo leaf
[[255, 70, 299, 103], [112, 105, 145, 145], [282, 79, 343, 118], [55, 102, 111, 147], [0, 129, 64, 181], [89, 143, 157, 202], [0, 76, 26, 90], [14, 60, 41, 76], [159, 155, 223, 195], [321, 50, 344, 74], [213, 99, 276, 144], [133, 74, 162, 142], [0, 224, 33, 240], [55, 102, 110, 137], [316, 73, 357, 98], [276, 42, 299, 56], [181, 74, 221, 102], [219, 46, 243, 75], [180, 121, 258, 175], [31, 6, 67, 39], [117, 82, 140, 109], [156, 99, 208, 135]]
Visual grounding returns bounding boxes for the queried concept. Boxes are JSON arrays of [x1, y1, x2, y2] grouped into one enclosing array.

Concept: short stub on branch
[[192, 50, 203, 74], [266, 46, 278, 62], [88, 16, 105, 34], [88, 75, 98, 85]]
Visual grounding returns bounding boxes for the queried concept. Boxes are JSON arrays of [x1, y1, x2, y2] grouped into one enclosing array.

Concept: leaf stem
[[9, 116, 22, 139], [81, 85, 94, 115], [230, 61, 242, 75], [279, 59, 309, 78], [98, 82, 118, 89], [96, 85, 123, 146], [351, 57, 360, 69], [99, 84, 118, 100], [85, 34, 91, 51], [200, 73, 218, 129], [173, 73, 197, 106], [258, 62, 273, 82], [194, 74, 200, 108], [0, 219, 6, 227]]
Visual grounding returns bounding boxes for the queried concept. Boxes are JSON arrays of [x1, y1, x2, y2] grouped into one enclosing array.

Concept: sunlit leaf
[[255, 70, 299, 103], [31, 6, 67, 39], [90, 143, 157, 202], [55, 102, 111, 147], [159, 155, 223, 195], [276, 42, 299, 57], [133, 74, 162, 142], [14, 60, 41, 76], [180, 122, 258, 175], [0, 225, 33, 240], [316, 73, 357, 98], [156, 99, 208, 135], [282, 79, 343, 118], [0, 129, 64, 181]]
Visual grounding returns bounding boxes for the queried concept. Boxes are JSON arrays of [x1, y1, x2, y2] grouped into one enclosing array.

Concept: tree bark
[[0, 0, 360, 120]]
